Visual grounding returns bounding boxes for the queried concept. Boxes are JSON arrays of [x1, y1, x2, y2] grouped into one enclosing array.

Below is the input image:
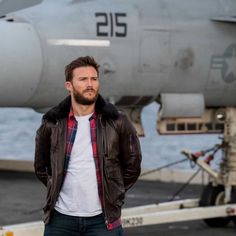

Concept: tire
[[230, 187, 236, 226], [199, 183, 231, 227]]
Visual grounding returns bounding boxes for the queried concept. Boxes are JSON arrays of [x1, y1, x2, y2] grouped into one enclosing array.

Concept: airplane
[[1, 0, 236, 231]]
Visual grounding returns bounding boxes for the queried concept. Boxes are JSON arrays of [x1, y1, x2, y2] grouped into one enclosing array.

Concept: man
[[34, 56, 142, 236]]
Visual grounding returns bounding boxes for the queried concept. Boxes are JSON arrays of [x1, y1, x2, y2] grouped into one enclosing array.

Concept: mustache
[[83, 88, 96, 93]]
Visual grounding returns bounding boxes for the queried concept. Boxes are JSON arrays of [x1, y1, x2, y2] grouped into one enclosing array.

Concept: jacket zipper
[[129, 134, 134, 153], [52, 121, 59, 154], [103, 154, 109, 228], [50, 120, 60, 209], [100, 116, 109, 228]]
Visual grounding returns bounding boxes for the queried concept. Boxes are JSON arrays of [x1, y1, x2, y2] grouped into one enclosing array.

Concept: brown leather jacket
[[34, 95, 142, 225]]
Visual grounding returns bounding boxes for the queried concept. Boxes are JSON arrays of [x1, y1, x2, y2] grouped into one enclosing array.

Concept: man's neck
[[71, 99, 95, 116]]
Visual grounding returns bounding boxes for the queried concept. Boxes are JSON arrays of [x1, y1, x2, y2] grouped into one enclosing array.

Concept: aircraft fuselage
[[0, 0, 236, 109]]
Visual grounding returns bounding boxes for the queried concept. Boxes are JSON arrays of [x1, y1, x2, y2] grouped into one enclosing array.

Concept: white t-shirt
[[55, 113, 102, 216]]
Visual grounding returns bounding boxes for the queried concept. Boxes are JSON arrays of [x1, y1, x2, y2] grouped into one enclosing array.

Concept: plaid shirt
[[64, 109, 121, 230]]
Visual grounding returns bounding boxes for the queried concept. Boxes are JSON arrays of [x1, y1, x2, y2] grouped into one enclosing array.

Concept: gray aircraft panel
[[0, 0, 236, 110], [0, 0, 43, 16]]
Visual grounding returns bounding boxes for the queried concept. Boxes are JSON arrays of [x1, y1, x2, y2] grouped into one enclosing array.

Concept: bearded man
[[34, 56, 142, 236]]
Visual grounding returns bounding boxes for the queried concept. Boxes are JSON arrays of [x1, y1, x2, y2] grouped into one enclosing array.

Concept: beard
[[72, 88, 99, 105]]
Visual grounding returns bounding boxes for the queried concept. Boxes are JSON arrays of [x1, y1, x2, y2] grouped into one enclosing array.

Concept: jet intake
[[0, 21, 43, 106]]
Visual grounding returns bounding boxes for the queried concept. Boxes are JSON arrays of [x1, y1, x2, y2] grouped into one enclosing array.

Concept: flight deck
[[1, 170, 235, 236]]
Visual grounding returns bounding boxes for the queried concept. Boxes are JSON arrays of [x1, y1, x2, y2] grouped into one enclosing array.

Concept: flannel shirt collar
[[68, 109, 75, 120]]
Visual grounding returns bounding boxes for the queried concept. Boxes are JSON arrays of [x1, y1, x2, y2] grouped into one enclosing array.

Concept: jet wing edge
[[211, 16, 236, 24]]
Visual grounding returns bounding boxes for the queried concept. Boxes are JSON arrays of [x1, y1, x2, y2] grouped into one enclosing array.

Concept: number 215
[[95, 12, 127, 37]]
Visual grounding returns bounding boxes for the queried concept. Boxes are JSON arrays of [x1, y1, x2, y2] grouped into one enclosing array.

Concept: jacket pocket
[[106, 166, 122, 179], [50, 127, 59, 154], [43, 176, 52, 211], [105, 155, 122, 179]]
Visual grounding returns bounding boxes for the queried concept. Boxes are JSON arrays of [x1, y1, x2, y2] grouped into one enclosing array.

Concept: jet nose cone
[[0, 21, 42, 106]]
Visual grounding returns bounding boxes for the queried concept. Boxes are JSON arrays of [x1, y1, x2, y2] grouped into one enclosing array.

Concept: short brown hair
[[65, 56, 100, 82]]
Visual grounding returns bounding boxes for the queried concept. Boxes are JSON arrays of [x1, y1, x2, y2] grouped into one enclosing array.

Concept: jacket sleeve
[[119, 113, 142, 192], [34, 120, 51, 187]]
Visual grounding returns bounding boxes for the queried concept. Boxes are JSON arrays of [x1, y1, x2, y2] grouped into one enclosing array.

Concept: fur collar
[[43, 94, 119, 122]]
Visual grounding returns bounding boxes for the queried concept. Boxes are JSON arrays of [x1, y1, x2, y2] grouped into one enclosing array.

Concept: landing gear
[[121, 107, 236, 229], [182, 107, 236, 228], [199, 184, 231, 227]]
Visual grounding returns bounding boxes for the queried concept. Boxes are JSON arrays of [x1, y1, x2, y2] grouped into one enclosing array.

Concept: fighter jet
[[1, 0, 236, 229]]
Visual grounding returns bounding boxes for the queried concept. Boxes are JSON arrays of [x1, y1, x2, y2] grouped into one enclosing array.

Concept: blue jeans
[[44, 210, 123, 236]]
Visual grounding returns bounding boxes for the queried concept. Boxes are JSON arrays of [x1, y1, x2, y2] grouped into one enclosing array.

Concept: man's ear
[[65, 81, 72, 92]]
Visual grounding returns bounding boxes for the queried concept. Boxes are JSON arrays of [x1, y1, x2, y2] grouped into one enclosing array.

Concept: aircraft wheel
[[230, 187, 236, 226], [199, 183, 231, 227], [231, 216, 236, 226]]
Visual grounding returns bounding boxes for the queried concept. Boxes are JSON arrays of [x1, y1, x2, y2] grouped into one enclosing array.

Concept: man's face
[[65, 66, 100, 105]]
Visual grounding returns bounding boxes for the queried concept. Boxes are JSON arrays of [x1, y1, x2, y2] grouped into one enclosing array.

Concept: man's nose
[[87, 78, 93, 87]]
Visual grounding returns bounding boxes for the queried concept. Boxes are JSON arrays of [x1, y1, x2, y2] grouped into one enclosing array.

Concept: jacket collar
[[43, 94, 119, 122]]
